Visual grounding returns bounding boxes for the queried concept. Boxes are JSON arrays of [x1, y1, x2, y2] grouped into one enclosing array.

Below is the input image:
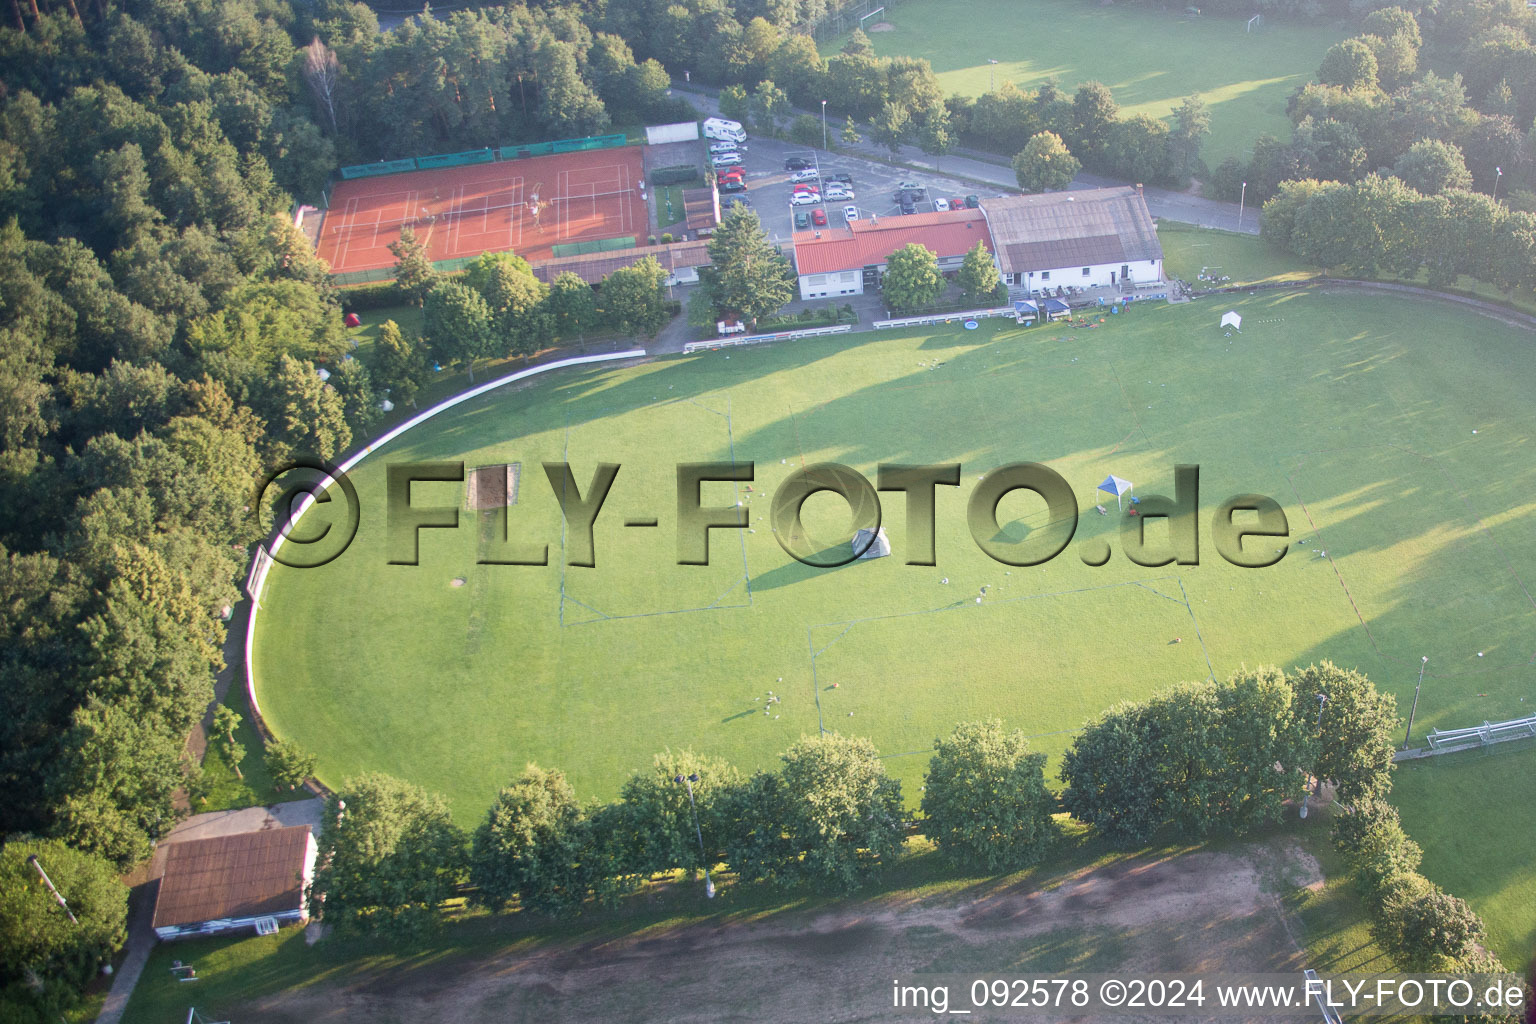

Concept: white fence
[[645, 121, 700, 145], [682, 323, 852, 353], [872, 306, 1015, 330]]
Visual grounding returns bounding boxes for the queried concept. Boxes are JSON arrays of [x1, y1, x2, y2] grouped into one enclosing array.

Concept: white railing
[[872, 306, 1015, 330], [682, 323, 852, 353], [1425, 714, 1536, 752]]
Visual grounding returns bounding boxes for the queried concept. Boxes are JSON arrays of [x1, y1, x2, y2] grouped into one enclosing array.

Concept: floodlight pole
[[1492, 167, 1502, 204], [26, 854, 78, 924], [1403, 656, 1427, 749], [821, 99, 828, 151], [674, 773, 715, 898], [988, 59, 999, 91], [1237, 181, 1247, 231]]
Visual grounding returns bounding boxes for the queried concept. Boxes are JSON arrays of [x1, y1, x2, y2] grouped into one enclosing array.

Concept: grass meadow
[[829, 0, 1344, 168], [254, 288, 1536, 963]]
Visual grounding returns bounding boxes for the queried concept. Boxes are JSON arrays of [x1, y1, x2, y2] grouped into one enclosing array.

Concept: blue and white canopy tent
[[1098, 474, 1134, 510]]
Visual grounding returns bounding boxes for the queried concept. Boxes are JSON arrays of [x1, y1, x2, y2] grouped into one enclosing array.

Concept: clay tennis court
[[316, 146, 647, 275]]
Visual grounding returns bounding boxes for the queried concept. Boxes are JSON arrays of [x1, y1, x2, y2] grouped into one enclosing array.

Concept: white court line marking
[[335, 196, 360, 269], [450, 185, 465, 255]]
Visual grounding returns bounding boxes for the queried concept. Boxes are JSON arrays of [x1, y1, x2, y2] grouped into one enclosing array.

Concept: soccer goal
[[186, 1009, 231, 1024], [859, 5, 885, 30], [1246, 13, 1262, 31]]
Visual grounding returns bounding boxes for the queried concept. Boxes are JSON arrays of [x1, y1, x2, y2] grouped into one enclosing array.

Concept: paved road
[[676, 86, 1259, 234]]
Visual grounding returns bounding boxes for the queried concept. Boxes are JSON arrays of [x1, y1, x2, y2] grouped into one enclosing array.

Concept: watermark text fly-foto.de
[[258, 459, 1290, 571]]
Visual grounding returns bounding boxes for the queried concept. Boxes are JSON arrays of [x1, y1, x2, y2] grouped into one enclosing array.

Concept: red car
[[811, 208, 827, 226]]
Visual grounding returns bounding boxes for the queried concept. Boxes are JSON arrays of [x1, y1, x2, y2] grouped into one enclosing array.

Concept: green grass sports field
[[255, 291, 1536, 963], [829, 0, 1343, 168]]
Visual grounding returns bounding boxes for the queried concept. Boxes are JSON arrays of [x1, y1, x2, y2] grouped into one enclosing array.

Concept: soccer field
[[828, 0, 1344, 168], [255, 292, 1536, 961]]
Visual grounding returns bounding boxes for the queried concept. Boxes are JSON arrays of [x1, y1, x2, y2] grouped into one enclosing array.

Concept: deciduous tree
[[1319, 38, 1380, 92], [600, 256, 670, 337], [956, 240, 1000, 302], [922, 720, 1055, 871], [388, 226, 436, 306], [422, 279, 495, 377], [880, 243, 944, 312], [616, 750, 741, 876], [264, 739, 317, 791], [0, 839, 128, 1019], [308, 773, 466, 936], [1012, 131, 1079, 192]]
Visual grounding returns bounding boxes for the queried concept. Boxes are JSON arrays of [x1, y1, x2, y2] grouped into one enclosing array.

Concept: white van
[[708, 140, 742, 155], [703, 117, 747, 144]]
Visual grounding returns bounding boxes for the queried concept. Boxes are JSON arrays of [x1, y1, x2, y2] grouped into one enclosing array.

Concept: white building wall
[[1015, 258, 1163, 293], [799, 269, 863, 300]]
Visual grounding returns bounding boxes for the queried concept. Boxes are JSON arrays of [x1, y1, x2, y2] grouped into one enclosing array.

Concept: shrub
[[337, 281, 404, 312]]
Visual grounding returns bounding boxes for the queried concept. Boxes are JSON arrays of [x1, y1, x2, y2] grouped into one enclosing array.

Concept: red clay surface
[[316, 146, 647, 274]]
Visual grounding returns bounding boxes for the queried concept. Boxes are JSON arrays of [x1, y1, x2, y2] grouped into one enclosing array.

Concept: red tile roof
[[792, 210, 993, 275]]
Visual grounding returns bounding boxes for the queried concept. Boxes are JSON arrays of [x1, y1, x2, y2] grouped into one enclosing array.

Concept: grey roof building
[[978, 186, 1163, 294]]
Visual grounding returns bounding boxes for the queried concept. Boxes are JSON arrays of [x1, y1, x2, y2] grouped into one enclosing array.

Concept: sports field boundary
[[242, 349, 648, 768], [1189, 277, 1536, 329]]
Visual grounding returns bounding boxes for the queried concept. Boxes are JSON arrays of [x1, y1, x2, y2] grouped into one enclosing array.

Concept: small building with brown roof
[[531, 238, 712, 288], [790, 209, 995, 301], [152, 825, 317, 940], [978, 186, 1163, 295], [682, 187, 720, 237]]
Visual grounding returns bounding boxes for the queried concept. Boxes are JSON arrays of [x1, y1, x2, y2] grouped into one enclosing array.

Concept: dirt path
[[246, 839, 1322, 1024]]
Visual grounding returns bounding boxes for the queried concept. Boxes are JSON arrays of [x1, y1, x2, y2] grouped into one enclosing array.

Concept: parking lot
[[717, 133, 1008, 250]]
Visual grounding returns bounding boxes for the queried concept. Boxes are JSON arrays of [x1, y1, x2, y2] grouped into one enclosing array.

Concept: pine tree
[[704, 206, 794, 323]]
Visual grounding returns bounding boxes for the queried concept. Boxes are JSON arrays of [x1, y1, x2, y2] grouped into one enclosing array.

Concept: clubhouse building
[[978, 186, 1163, 295], [788, 186, 1162, 303]]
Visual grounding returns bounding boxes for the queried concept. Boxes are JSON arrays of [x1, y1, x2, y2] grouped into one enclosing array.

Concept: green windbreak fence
[[416, 149, 496, 170], [550, 236, 636, 258], [499, 133, 629, 160], [331, 266, 395, 286], [330, 252, 489, 286], [339, 158, 418, 179], [338, 135, 630, 182]]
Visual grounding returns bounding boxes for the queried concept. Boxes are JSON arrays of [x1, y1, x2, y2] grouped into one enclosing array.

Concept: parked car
[[789, 191, 820, 206], [950, 197, 965, 210], [826, 173, 854, 186], [898, 194, 916, 215], [718, 178, 746, 193], [825, 185, 855, 201], [794, 210, 810, 230], [932, 198, 950, 211], [710, 151, 743, 168], [898, 181, 922, 192], [843, 204, 859, 222], [790, 168, 820, 183], [722, 195, 752, 209], [811, 208, 827, 226], [965, 194, 980, 208], [784, 156, 813, 170]]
